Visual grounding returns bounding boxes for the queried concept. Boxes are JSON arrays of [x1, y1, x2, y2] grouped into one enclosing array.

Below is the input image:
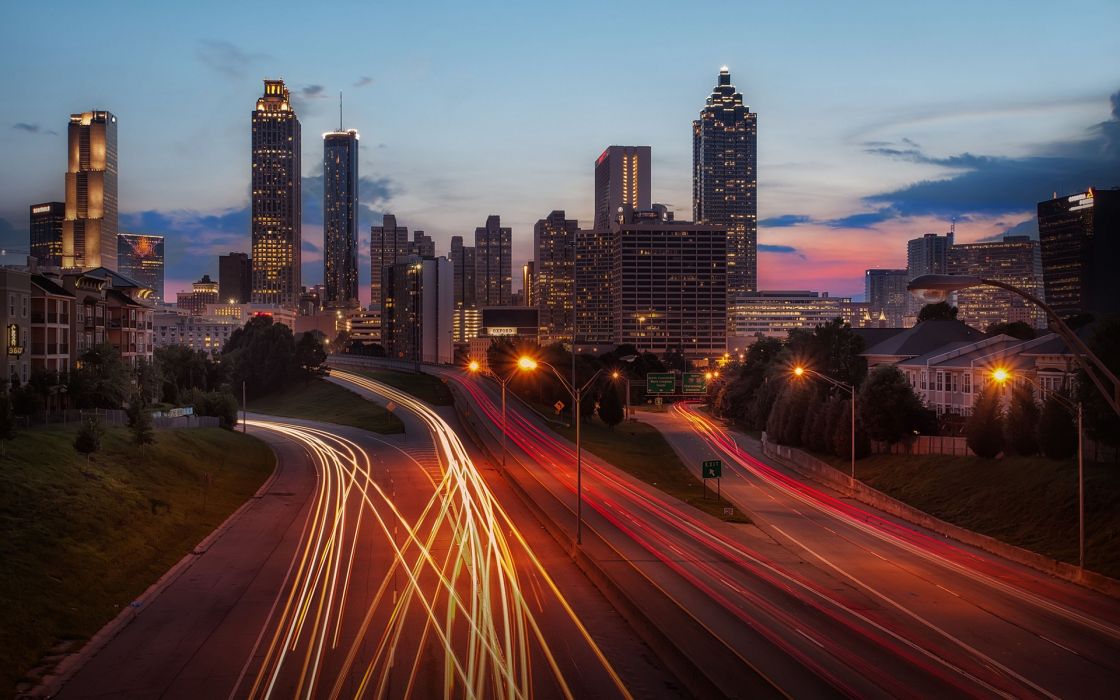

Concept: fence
[[23, 408, 219, 430], [869, 434, 1118, 462]]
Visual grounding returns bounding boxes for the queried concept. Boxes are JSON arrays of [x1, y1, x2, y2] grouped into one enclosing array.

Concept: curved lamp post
[[908, 274, 1120, 418], [466, 356, 536, 467]]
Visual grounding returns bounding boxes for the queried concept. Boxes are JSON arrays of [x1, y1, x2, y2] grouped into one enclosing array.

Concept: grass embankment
[[549, 418, 749, 523], [354, 369, 455, 406], [819, 451, 1120, 578], [250, 377, 404, 433], [0, 426, 274, 694]]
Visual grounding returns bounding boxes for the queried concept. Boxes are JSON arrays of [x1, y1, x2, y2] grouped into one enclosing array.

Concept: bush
[[190, 390, 240, 429], [1005, 384, 1040, 456], [126, 400, 155, 449], [598, 383, 624, 429], [74, 415, 104, 467], [965, 387, 1005, 459], [1038, 394, 1077, 459]]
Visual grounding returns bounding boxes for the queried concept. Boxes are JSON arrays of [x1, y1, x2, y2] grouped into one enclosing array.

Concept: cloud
[[354, 77, 373, 87], [978, 217, 1039, 242], [300, 84, 327, 99], [196, 39, 262, 79], [758, 244, 801, 254], [862, 89, 1120, 218], [759, 214, 811, 228], [823, 207, 898, 228], [12, 122, 56, 135]]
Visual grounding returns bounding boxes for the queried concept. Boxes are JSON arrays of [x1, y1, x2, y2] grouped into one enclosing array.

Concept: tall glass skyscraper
[[1038, 188, 1120, 319], [117, 233, 165, 300], [30, 202, 65, 268], [693, 68, 757, 295], [63, 111, 118, 271], [594, 146, 651, 231], [322, 128, 359, 308], [251, 80, 301, 308], [474, 215, 512, 307]]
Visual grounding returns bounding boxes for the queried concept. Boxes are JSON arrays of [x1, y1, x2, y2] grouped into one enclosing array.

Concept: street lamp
[[793, 365, 857, 488], [466, 355, 536, 467], [909, 274, 1120, 418], [608, 357, 638, 421], [995, 368, 1086, 569]]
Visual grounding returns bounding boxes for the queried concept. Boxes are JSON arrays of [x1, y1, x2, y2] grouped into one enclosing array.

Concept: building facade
[[468, 307, 540, 371], [30, 274, 73, 375], [251, 80, 301, 308], [1038, 188, 1120, 319], [117, 233, 165, 301], [574, 226, 613, 353], [381, 255, 454, 364], [474, 215, 512, 307], [865, 268, 910, 328], [219, 252, 252, 303], [176, 274, 219, 316], [729, 290, 860, 347], [410, 230, 435, 258], [63, 111, 118, 271], [154, 311, 240, 357], [30, 202, 65, 268], [612, 206, 727, 360], [0, 268, 32, 385], [594, 146, 651, 231], [693, 68, 758, 296], [533, 211, 577, 344], [948, 236, 1046, 330], [322, 128, 360, 308], [449, 235, 478, 343], [370, 214, 410, 335]]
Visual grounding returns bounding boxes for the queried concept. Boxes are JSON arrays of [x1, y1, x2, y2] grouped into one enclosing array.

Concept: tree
[[965, 386, 1004, 458], [917, 302, 959, 322], [986, 321, 1036, 340], [67, 344, 131, 408], [858, 365, 930, 445], [0, 390, 15, 457], [598, 384, 624, 429], [832, 399, 870, 460], [1038, 394, 1077, 459], [74, 415, 104, 470], [223, 316, 300, 398], [295, 332, 327, 376], [127, 399, 155, 451], [1079, 316, 1120, 448], [1004, 384, 1040, 455], [190, 389, 240, 429]]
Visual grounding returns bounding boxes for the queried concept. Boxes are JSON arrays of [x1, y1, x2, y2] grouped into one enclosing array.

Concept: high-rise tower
[[594, 146, 651, 231], [251, 79, 302, 308], [322, 116, 359, 308], [63, 111, 118, 271], [693, 67, 756, 295], [474, 215, 512, 307], [30, 202, 65, 268]]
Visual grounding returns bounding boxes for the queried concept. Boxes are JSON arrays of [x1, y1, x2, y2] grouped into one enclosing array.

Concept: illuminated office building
[[322, 127, 359, 308], [865, 269, 909, 327], [370, 214, 410, 337], [117, 233, 165, 300], [533, 210, 577, 344], [30, 202, 65, 268], [251, 80, 301, 308], [449, 235, 478, 342], [594, 146, 651, 231], [948, 236, 1046, 330], [63, 111, 118, 271], [730, 290, 861, 346], [693, 68, 757, 295], [1038, 188, 1120, 318], [474, 215, 512, 307], [381, 255, 453, 364]]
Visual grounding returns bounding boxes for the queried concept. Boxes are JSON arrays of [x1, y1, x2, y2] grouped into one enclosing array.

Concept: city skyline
[[1, 1, 1118, 303]]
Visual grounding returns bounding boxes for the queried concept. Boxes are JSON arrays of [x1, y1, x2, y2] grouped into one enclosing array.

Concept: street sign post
[[683, 373, 707, 394], [702, 459, 722, 502], [646, 373, 675, 394], [553, 400, 565, 414]]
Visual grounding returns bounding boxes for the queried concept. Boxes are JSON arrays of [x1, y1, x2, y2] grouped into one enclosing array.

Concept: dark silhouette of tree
[[986, 321, 1036, 340], [858, 365, 931, 445], [965, 386, 1005, 458], [68, 344, 131, 408], [1078, 316, 1120, 447], [1005, 384, 1040, 455], [598, 384, 624, 429], [0, 389, 15, 457], [74, 415, 104, 470], [127, 398, 155, 451], [917, 302, 959, 322], [1038, 393, 1077, 459]]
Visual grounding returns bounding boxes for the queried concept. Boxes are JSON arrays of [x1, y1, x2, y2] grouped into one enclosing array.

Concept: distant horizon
[[2, 1, 1117, 306]]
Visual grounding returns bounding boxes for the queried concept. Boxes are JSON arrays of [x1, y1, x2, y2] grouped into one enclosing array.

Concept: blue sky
[[1, 0, 1117, 302]]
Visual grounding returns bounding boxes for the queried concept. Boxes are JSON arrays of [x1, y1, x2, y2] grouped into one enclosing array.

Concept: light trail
[[229, 371, 632, 700], [439, 367, 1079, 699]]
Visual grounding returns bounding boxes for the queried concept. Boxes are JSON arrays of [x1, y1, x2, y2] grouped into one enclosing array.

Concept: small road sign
[[646, 373, 675, 394], [553, 400, 565, 414], [683, 373, 707, 394], [702, 459, 722, 479]]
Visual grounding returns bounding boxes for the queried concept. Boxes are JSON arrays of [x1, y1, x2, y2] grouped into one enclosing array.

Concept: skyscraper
[[449, 235, 478, 343], [250, 79, 301, 308], [1038, 188, 1120, 319], [410, 230, 435, 258], [219, 252, 253, 303], [693, 67, 757, 295], [474, 215, 512, 307], [533, 210, 577, 344], [381, 255, 454, 364], [322, 127, 359, 308], [30, 202, 64, 268], [371, 214, 410, 336], [907, 231, 954, 317], [117, 233, 165, 300], [594, 146, 651, 231], [63, 111, 118, 271], [864, 269, 910, 327], [948, 236, 1046, 329]]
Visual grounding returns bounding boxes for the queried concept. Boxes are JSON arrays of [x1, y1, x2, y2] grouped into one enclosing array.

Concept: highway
[[55, 381, 668, 698], [348, 358, 1120, 699]]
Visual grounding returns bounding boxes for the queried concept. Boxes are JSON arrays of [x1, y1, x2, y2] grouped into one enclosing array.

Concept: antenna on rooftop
[[339, 91, 343, 131]]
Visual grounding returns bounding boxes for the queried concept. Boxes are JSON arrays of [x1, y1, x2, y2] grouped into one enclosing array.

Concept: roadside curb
[[23, 434, 282, 699], [759, 439, 1120, 599]]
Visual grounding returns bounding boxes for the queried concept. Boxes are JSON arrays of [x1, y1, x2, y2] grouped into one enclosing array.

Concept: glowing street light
[[466, 354, 539, 468], [467, 359, 481, 373], [991, 367, 1010, 384], [517, 356, 538, 371], [793, 366, 805, 377], [793, 365, 856, 488]]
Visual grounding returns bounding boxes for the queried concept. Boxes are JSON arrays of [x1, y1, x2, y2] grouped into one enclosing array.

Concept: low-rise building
[[203, 302, 296, 330], [153, 311, 240, 357], [729, 290, 867, 351]]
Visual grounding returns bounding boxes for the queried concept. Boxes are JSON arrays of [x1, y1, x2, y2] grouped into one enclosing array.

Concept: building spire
[[339, 90, 343, 130]]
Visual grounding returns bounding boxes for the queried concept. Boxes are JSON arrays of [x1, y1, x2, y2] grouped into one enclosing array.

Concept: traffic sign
[[702, 459, 722, 478], [646, 373, 675, 394], [553, 400, 565, 414], [683, 372, 707, 393]]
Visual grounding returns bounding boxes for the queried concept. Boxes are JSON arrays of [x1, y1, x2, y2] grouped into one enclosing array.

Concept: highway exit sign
[[683, 373, 707, 393], [702, 459, 722, 478], [646, 373, 675, 394]]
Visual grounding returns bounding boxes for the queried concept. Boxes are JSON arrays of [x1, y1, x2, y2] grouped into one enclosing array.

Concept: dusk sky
[[1, 0, 1118, 304]]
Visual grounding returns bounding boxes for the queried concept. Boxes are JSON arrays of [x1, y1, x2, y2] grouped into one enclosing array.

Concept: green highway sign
[[683, 372, 707, 393], [646, 373, 676, 394], [702, 459, 722, 479]]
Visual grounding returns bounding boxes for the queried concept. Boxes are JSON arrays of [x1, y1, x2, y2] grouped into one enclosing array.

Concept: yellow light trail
[[230, 369, 631, 700]]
